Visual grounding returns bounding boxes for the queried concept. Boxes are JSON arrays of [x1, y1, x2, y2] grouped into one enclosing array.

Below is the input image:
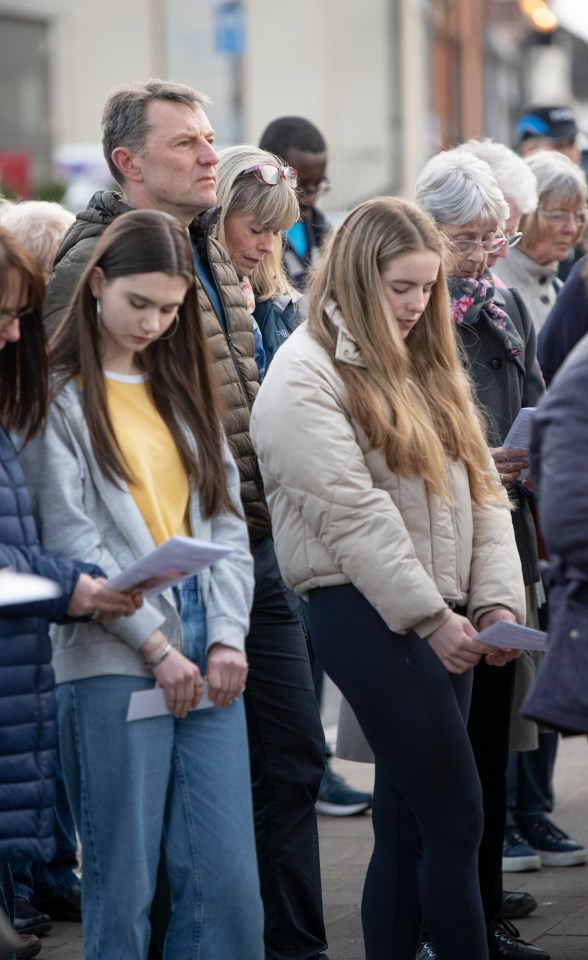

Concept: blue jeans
[[506, 732, 558, 826], [56, 578, 264, 960]]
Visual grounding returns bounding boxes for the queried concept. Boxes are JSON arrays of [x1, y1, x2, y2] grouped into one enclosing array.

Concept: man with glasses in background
[[259, 117, 332, 290]]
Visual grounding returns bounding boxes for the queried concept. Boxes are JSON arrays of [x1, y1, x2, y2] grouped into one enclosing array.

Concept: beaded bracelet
[[144, 642, 173, 671]]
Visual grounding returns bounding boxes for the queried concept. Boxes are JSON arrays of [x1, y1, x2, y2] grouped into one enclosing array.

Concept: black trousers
[[467, 658, 517, 919], [309, 584, 487, 960], [245, 539, 327, 960]]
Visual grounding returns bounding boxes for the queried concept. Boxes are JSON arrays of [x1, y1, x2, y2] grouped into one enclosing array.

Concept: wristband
[[144, 642, 173, 671]]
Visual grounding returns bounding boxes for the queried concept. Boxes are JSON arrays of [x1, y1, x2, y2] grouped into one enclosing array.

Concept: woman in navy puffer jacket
[[0, 227, 136, 946]]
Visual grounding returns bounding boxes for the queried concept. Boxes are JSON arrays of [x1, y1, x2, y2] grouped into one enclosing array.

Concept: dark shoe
[[13, 899, 52, 937], [14, 933, 42, 960], [518, 817, 587, 867], [416, 941, 438, 959], [315, 764, 372, 817], [497, 891, 538, 920], [491, 919, 550, 959], [503, 825, 541, 872], [33, 882, 81, 922]]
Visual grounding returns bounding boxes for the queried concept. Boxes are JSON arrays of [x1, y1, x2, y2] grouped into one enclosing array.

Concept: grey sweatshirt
[[19, 380, 254, 684]]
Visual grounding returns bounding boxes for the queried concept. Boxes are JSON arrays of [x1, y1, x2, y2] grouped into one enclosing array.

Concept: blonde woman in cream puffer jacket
[[251, 196, 526, 960], [251, 318, 525, 639]]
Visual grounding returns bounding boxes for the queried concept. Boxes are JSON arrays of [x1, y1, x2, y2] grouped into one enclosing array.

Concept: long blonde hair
[[308, 196, 500, 506], [215, 145, 300, 300]]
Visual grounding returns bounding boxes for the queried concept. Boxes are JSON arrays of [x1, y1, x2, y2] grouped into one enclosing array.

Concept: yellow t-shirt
[[104, 372, 191, 544]]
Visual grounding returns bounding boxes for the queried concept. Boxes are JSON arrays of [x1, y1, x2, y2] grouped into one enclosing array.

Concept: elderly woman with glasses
[[493, 150, 587, 334], [212, 145, 306, 377], [454, 139, 539, 285], [415, 149, 550, 960]]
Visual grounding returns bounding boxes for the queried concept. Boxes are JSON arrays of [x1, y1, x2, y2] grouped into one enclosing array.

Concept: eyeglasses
[[491, 231, 524, 251], [443, 234, 506, 257], [0, 307, 32, 332], [506, 231, 523, 248], [539, 208, 588, 227], [296, 179, 332, 198], [241, 163, 298, 189]]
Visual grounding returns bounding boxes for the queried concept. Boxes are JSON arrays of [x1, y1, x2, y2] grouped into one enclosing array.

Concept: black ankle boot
[[488, 918, 550, 960]]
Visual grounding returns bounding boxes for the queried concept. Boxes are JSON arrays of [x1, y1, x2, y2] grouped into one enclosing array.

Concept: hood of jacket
[[55, 191, 132, 266]]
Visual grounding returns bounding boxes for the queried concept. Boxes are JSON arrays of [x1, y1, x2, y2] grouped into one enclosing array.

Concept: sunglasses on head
[[241, 163, 298, 189]]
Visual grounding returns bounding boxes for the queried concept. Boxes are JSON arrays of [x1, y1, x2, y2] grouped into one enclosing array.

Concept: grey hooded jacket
[[19, 380, 254, 684]]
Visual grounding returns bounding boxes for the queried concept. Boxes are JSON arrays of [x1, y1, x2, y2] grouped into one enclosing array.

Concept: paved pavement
[[37, 688, 588, 959]]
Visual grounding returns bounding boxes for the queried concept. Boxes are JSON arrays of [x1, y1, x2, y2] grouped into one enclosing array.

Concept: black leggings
[[309, 584, 488, 960]]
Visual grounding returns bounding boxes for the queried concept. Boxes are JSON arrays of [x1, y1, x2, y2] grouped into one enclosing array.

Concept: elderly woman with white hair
[[493, 150, 587, 333], [0, 201, 74, 282], [455, 138, 538, 278], [415, 149, 549, 960]]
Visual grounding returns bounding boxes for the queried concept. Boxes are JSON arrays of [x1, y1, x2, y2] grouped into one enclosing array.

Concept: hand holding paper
[[500, 407, 537, 483], [106, 535, 234, 598], [478, 608, 522, 666], [503, 407, 536, 452], [477, 620, 547, 653]]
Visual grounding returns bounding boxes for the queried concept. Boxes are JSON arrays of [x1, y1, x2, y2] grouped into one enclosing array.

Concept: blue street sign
[[215, 1, 246, 56]]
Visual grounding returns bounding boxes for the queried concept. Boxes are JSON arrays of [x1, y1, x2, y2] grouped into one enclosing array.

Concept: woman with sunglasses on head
[[215, 145, 375, 821], [212, 145, 304, 378], [416, 149, 550, 960], [0, 228, 137, 960], [493, 150, 587, 335], [18, 210, 264, 960], [251, 195, 526, 960], [259, 117, 331, 290]]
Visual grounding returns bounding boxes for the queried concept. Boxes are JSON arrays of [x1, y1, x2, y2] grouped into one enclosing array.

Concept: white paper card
[[0, 569, 62, 605], [126, 684, 214, 721], [106, 536, 233, 597], [503, 407, 536, 452], [477, 621, 547, 652]]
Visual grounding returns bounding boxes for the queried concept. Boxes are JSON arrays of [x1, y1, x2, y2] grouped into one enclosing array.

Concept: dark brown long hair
[[50, 209, 234, 519], [0, 227, 47, 439]]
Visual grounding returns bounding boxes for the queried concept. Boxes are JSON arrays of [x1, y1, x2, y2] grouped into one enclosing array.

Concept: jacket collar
[[501, 246, 559, 284], [51, 380, 178, 611], [188, 205, 222, 255], [327, 302, 367, 369]]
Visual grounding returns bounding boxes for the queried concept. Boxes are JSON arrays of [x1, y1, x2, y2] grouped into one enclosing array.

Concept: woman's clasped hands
[[141, 631, 248, 718], [426, 608, 522, 674]]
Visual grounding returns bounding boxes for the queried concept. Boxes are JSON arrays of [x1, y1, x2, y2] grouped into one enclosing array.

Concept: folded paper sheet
[[106, 535, 233, 598]]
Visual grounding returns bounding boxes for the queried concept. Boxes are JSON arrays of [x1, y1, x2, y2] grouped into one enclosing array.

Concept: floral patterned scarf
[[447, 271, 524, 360]]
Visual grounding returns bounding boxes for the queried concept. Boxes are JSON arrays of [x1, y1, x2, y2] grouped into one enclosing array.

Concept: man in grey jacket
[[45, 79, 328, 960]]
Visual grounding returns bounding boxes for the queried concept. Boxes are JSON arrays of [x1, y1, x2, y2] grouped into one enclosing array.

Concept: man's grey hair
[[456, 139, 538, 215], [415, 149, 509, 228], [101, 79, 210, 186]]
